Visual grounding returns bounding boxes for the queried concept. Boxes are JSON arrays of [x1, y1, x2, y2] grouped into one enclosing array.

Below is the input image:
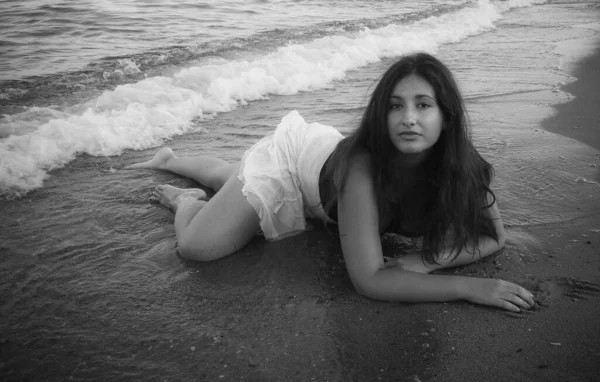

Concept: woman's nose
[[402, 107, 416, 127]]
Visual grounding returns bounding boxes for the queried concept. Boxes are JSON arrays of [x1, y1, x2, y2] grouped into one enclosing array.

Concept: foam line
[[0, 0, 547, 196]]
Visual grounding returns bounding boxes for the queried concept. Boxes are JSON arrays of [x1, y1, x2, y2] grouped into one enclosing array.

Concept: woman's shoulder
[[342, 150, 377, 191], [347, 149, 373, 170]]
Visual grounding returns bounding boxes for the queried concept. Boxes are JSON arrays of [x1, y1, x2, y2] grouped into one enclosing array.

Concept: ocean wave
[[0, 0, 548, 197]]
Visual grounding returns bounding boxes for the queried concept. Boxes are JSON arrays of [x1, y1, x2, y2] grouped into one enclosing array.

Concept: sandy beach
[[1, 1, 600, 381]]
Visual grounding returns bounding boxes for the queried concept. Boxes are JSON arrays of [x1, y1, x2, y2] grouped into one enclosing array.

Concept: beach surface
[[1, 1, 600, 381]]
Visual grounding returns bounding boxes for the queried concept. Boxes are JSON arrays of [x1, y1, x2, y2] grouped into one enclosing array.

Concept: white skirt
[[237, 111, 343, 241]]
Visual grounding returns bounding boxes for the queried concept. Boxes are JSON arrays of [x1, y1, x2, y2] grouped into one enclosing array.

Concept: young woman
[[126, 53, 535, 313]]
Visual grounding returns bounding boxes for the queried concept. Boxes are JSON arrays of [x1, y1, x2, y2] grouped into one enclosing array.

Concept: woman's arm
[[388, 193, 505, 273], [338, 154, 534, 312]]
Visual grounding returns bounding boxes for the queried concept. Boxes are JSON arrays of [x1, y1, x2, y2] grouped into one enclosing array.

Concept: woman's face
[[387, 74, 444, 161]]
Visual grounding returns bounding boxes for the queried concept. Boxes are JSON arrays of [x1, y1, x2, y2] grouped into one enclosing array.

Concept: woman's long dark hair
[[323, 52, 498, 264]]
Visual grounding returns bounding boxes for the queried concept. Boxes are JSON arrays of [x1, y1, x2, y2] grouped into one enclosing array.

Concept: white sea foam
[[0, 0, 547, 196]]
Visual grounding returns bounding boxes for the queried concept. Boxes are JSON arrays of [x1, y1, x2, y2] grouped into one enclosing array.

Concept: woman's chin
[[393, 147, 433, 165]]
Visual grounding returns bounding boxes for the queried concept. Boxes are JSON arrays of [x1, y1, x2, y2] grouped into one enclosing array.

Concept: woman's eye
[[417, 102, 432, 108], [390, 103, 402, 109]]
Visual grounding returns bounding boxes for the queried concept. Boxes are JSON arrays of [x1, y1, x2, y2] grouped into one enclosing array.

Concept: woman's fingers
[[461, 277, 537, 312], [500, 300, 521, 313], [511, 285, 535, 308], [502, 294, 530, 311], [471, 278, 536, 312], [499, 284, 535, 312], [521, 288, 536, 307]]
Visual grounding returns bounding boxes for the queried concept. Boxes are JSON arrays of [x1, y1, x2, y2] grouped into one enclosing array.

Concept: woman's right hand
[[460, 277, 535, 312]]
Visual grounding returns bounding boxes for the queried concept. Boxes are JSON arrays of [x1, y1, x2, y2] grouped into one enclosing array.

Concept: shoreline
[[542, 36, 600, 154]]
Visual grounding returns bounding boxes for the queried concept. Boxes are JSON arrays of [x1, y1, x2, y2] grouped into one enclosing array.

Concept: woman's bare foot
[[125, 147, 176, 170], [151, 185, 207, 211]]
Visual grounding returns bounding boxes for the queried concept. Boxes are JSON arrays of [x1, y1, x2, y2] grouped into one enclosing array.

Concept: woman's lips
[[399, 131, 421, 138]]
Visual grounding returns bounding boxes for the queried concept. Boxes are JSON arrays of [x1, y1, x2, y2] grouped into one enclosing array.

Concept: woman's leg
[[152, 167, 260, 261], [125, 147, 237, 191]]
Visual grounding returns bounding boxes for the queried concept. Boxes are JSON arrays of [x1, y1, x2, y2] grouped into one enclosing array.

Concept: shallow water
[[1, 0, 600, 379], [1, 0, 546, 196], [1, 0, 455, 82]]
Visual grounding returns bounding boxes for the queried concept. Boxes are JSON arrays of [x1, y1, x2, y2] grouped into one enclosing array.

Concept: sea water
[[0, 0, 563, 196], [1, 0, 600, 379]]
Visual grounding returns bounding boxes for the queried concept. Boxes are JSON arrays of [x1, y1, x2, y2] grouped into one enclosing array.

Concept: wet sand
[[544, 40, 600, 154]]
